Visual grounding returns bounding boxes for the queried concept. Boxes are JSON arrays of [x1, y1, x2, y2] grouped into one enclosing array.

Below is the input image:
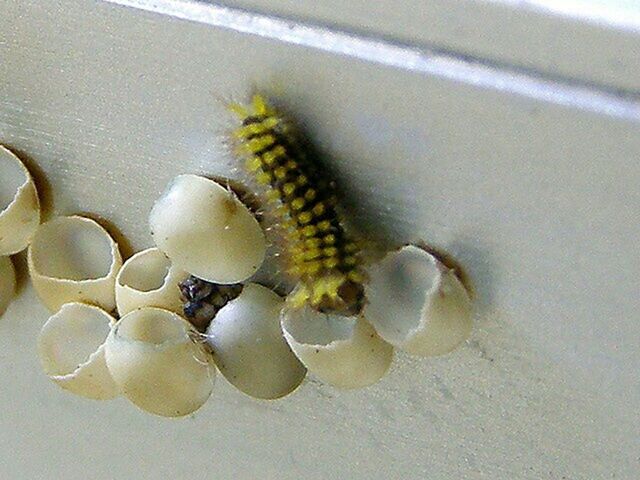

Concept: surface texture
[[216, 0, 640, 93], [0, 1, 639, 479]]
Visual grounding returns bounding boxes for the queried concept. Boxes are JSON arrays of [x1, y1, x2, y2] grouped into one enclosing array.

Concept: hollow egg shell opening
[[104, 307, 215, 417], [364, 245, 473, 357], [281, 303, 393, 389], [28, 216, 122, 312], [149, 174, 266, 284], [206, 283, 306, 399], [0, 256, 16, 316], [116, 247, 187, 317], [0, 145, 40, 256], [37, 302, 119, 399]]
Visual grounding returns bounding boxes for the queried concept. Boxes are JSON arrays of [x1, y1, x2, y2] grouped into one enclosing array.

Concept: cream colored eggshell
[[28, 216, 122, 312], [0, 256, 16, 316], [364, 245, 473, 357], [149, 174, 265, 284], [116, 247, 188, 317], [281, 304, 393, 389], [104, 307, 215, 417], [0, 145, 40, 255], [37, 302, 119, 400], [206, 283, 306, 399]]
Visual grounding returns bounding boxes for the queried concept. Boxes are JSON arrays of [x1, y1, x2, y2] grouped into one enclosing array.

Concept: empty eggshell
[[206, 283, 306, 399], [37, 302, 119, 399], [0, 256, 16, 315], [281, 303, 393, 389], [364, 245, 473, 357], [0, 145, 40, 255], [104, 307, 215, 417], [149, 174, 266, 284], [116, 247, 187, 317], [28, 216, 123, 312]]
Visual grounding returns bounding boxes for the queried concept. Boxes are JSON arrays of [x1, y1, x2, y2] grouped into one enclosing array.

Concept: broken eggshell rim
[[116, 248, 176, 293], [38, 302, 120, 399], [111, 307, 208, 351], [365, 244, 473, 354], [0, 145, 40, 216], [28, 215, 122, 283], [115, 247, 187, 316]]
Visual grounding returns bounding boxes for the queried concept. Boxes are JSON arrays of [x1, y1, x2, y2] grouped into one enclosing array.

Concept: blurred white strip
[[104, 0, 640, 122], [499, 0, 640, 32]]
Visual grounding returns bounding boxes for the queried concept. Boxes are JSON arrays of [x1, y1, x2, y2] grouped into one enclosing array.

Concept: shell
[[116, 247, 187, 317], [37, 302, 119, 399], [206, 283, 306, 399], [0, 145, 40, 255], [104, 307, 215, 417], [0, 256, 16, 315], [363, 245, 473, 357], [281, 303, 393, 389], [149, 174, 266, 284], [28, 216, 122, 312]]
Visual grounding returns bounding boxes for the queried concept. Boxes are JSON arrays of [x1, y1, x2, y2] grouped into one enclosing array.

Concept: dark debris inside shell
[[179, 276, 243, 331]]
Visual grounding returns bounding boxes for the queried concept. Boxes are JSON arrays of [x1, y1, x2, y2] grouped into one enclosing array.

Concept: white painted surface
[[0, 0, 638, 478], [216, 0, 640, 93]]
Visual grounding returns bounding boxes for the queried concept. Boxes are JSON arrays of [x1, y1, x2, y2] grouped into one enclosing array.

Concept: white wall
[[0, 1, 638, 478]]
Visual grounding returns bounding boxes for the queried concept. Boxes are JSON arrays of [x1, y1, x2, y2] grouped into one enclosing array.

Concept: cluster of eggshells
[[1, 150, 472, 417], [0, 146, 41, 315]]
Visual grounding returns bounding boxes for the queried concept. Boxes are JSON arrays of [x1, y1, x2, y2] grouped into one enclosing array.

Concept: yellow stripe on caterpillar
[[323, 257, 339, 269], [232, 94, 365, 315], [344, 256, 357, 266], [297, 212, 313, 224], [302, 248, 322, 261], [317, 220, 331, 232], [283, 183, 296, 196], [234, 117, 279, 139], [291, 198, 305, 210], [246, 157, 262, 172], [244, 135, 275, 154], [262, 145, 286, 165], [312, 203, 325, 216], [266, 190, 280, 201], [305, 238, 322, 248], [348, 271, 365, 283], [304, 261, 322, 275], [301, 225, 317, 237], [252, 94, 270, 116], [256, 171, 272, 184], [228, 102, 250, 118], [323, 234, 335, 245], [323, 247, 338, 257]]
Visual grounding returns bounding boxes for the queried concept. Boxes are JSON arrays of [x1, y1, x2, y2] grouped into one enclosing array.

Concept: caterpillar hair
[[229, 94, 365, 316]]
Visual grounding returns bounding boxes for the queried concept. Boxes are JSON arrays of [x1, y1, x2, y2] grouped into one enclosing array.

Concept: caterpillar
[[229, 94, 365, 316]]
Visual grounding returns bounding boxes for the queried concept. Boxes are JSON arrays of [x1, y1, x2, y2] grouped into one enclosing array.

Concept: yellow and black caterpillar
[[230, 95, 365, 315]]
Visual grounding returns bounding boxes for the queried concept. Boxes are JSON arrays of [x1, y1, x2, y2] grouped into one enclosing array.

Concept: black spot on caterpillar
[[229, 94, 365, 315]]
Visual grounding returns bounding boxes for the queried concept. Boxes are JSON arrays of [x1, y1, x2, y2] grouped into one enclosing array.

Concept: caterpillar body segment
[[230, 95, 365, 315]]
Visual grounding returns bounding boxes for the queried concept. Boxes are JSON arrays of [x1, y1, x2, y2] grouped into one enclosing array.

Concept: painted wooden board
[[216, 0, 640, 93], [0, 1, 638, 478]]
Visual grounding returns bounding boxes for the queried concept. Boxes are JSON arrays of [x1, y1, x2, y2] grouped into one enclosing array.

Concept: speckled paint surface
[[0, 1, 638, 478]]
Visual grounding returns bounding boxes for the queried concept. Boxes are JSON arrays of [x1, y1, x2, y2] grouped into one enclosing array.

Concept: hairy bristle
[[229, 94, 364, 315]]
